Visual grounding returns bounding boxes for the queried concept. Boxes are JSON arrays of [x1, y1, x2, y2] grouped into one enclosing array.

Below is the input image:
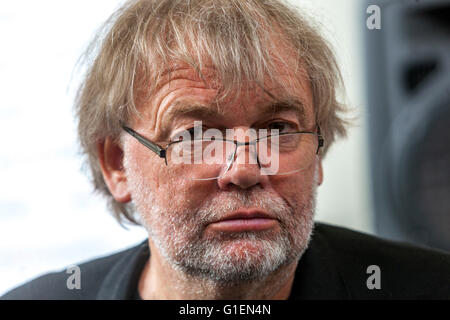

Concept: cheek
[[127, 147, 215, 214], [269, 164, 318, 208]]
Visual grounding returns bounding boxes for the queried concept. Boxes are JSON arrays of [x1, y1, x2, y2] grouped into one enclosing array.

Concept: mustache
[[194, 188, 292, 225]]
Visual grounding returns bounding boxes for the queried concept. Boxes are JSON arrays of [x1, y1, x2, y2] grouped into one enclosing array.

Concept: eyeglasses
[[122, 125, 324, 180]]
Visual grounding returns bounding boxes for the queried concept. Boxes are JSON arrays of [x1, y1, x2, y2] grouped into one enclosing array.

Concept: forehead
[[156, 66, 310, 103], [149, 31, 310, 98], [134, 37, 314, 131], [135, 69, 313, 135]]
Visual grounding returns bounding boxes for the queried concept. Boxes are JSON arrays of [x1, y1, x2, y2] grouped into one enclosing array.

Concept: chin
[[174, 234, 301, 283]]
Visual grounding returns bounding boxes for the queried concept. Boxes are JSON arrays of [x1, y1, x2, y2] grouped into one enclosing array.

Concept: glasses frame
[[122, 125, 324, 167]]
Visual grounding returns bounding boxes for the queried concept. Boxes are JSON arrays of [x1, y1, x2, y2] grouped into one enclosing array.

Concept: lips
[[208, 209, 278, 232]]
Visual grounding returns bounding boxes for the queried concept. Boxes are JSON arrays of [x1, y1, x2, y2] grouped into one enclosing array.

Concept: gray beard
[[126, 162, 318, 284], [139, 190, 316, 284]]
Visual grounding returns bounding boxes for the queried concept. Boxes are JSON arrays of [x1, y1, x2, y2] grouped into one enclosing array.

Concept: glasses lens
[[165, 133, 318, 179], [257, 133, 318, 176], [166, 140, 236, 180]]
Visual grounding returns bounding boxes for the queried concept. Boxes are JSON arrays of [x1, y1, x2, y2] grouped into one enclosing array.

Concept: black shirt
[[2, 223, 450, 299]]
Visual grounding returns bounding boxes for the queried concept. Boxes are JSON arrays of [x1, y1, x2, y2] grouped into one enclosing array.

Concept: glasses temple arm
[[122, 126, 166, 158], [316, 126, 324, 153]]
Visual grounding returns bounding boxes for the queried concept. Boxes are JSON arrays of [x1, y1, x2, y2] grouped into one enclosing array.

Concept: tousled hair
[[75, 0, 349, 226]]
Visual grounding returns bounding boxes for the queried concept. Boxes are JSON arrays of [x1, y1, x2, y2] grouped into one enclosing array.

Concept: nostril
[[226, 181, 262, 191]]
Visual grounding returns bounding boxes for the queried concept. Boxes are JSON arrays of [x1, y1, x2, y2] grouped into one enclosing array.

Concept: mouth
[[208, 208, 279, 232]]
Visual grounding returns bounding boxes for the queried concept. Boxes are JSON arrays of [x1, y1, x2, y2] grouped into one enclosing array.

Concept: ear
[[316, 159, 324, 186], [97, 137, 131, 203]]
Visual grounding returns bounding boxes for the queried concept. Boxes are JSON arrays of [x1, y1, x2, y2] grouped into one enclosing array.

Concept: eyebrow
[[258, 98, 307, 125], [159, 102, 222, 130], [159, 97, 308, 134]]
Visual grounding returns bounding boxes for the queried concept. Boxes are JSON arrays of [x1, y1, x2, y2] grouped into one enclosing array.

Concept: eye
[[267, 121, 296, 134], [187, 126, 209, 139], [171, 126, 205, 142]]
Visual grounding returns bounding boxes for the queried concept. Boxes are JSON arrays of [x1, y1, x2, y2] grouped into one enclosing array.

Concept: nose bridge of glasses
[[219, 143, 261, 182], [223, 127, 258, 165], [228, 139, 259, 167], [235, 140, 256, 147]]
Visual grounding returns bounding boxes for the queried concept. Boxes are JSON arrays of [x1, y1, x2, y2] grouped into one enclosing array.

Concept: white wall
[[289, 0, 374, 235], [0, 0, 373, 296]]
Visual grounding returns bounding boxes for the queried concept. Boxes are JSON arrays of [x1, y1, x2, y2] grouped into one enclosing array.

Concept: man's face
[[122, 48, 322, 282]]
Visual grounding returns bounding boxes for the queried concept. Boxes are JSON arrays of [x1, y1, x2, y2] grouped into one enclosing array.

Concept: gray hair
[[75, 0, 349, 226]]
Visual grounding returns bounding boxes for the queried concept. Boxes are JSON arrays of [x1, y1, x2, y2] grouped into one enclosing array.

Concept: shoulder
[[313, 223, 450, 299], [1, 243, 143, 300]]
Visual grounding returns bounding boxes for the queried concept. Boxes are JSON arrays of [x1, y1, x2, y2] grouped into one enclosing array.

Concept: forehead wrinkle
[[148, 80, 217, 138], [154, 64, 218, 93], [167, 101, 223, 121], [148, 74, 311, 139], [158, 100, 224, 132]]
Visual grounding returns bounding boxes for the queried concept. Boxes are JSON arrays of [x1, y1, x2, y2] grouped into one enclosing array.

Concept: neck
[[138, 240, 298, 300]]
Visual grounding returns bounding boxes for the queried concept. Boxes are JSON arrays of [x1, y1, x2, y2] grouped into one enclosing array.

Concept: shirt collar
[[96, 240, 149, 300], [289, 227, 349, 299]]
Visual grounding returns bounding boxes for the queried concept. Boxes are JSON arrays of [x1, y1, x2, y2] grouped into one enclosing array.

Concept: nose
[[217, 143, 269, 190]]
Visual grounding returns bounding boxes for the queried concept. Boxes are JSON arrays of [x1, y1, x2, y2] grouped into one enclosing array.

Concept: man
[[2, 0, 450, 300]]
